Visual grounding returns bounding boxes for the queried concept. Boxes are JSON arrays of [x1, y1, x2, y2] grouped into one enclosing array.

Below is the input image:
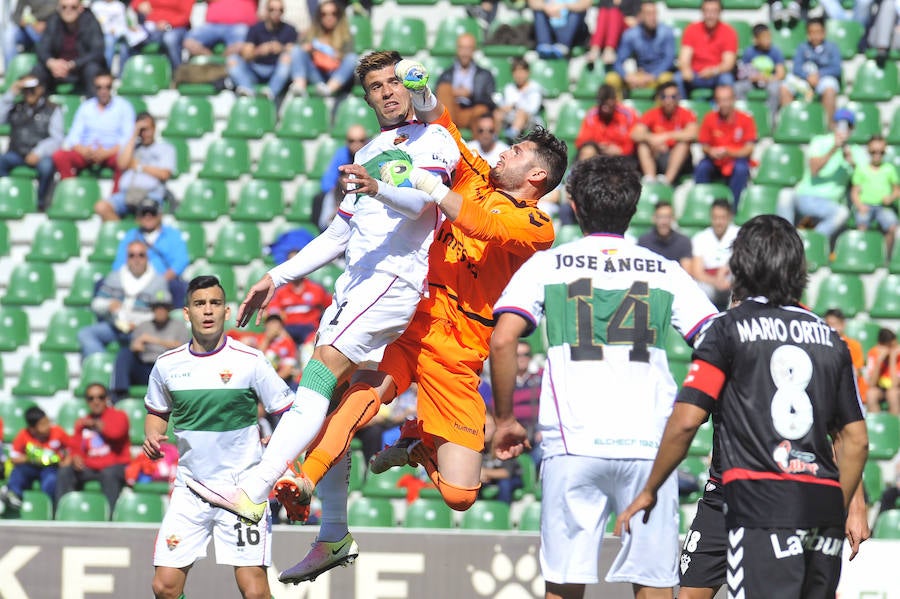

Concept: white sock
[[243, 387, 330, 503], [316, 451, 350, 543]]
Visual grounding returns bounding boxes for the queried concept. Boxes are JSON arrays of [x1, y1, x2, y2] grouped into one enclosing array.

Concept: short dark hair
[[187, 275, 226, 302], [877, 328, 897, 345], [597, 83, 617, 104], [752, 23, 769, 37], [25, 406, 47, 428], [356, 50, 401, 91], [522, 126, 568, 194], [265, 313, 284, 324], [94, 70, 113, 81], [655, 81, 678, 99], [566, 156, 641, 235], [510, 57, 529, 71], [729, 215, 807, 307], [807, 16, 825, 30], [711, 198, 733, 214], [655, 200, 674, 212], [135, 111, 155, 124], [823, 308, 846, 321], [869, 134, 886, 144]]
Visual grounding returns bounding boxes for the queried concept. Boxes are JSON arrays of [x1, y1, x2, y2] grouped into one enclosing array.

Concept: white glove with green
[[395, 59, 437, 112], [379, 160, 450, 204]]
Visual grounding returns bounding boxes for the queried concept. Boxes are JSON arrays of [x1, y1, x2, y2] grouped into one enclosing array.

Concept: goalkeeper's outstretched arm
[[396, 59, 444, 123]]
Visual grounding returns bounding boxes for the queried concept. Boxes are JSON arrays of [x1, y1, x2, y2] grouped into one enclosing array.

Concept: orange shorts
[[380, 310, 487, 453]]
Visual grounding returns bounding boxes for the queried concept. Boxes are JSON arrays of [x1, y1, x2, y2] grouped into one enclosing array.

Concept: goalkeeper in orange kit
[[274, 58, 569, 583]]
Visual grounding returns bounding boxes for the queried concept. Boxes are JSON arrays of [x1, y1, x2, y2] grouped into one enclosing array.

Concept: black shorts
[[680, 481, 727, 589], [726, 525, 843, 599]]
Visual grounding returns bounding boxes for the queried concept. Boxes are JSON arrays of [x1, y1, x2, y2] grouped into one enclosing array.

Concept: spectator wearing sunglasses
[[31, 0, 106, 96], [851, 135, 900, 258], [467, 113, 509, 167], [630, 81, 697, 186]]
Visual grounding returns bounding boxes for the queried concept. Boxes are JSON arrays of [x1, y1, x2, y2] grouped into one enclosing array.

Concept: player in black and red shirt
[[616, 214, 869, 599]]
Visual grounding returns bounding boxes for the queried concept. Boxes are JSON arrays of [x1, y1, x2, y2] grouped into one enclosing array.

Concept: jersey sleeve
[[455, 195, 555, 256], [492, 253, 546, 335], [432, 107, 492, 183], [145, 363, 173, 418], [830, 342, 865, 431], [669, 262, 718, 342], [418, 123, 461, 183], [252, 353, 295, 414], [677, 314, 732, 413]]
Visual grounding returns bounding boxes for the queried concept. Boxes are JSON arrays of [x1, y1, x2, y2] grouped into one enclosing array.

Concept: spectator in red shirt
[[695, 85, 756, 206], [267, 274, 332, 346], [182, 0, 258, 58], [130, 0, 195, 69], [675, 0, 737, 98], [575, 83, 639, 155], [259, 314, 300, 390], [630, 81, 698, 185], [55, 383, 131, 515], [2, 406, 69, 510]]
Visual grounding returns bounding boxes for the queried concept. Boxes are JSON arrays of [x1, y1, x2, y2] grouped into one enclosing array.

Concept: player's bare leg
[[677, 586, 718, 599], [546, 581, 585, 599], [633, 584, 673, 599], [151, 565, 189, 599], [233, 565, 270, 599]]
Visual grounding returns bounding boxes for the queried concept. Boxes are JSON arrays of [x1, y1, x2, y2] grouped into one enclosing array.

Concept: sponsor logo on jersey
[[166, 535, 180, 550], [772, 440, 819, 476], [220, 369, 233, 384]]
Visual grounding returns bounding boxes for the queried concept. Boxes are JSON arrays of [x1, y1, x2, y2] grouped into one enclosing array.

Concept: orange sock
[[301, 384, 382, 485]]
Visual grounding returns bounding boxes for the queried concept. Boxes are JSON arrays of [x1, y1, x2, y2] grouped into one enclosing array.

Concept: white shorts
[[153, 486, 272, 568], [539, 454, 679, 587], [316, 270, 422, 365]]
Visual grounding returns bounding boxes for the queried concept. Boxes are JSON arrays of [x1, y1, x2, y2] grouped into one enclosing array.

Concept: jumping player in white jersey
[[143, 275, 295, 599], [185, 50, 460, 530], [617, 214, 869, 599], [489, 156, 718, 599]]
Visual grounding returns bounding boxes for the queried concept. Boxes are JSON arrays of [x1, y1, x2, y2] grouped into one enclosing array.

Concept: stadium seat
[[2, 53, 38, 91], [276, 96, 329, 139], [112, 491, 165, 522], [0, 397, 36, 443], [232, 180, 285, 222], [47, 177, 98, 220], [51, 94, 83, 131], [348, 496, 394, 527], [361, 464, 418, 499], [518, 500, 541, 531], [162, 96, 214, 138], [738, 100, 770, 139], [772, 24, 806, 59], [461, 500, 511, 530], [688, 420, 713, 457], [2, 262, 55, 305], [753, 144, 804, 187], [479, 56, 513, 90], [844, 318, 881, 353], [309, 137, 342, 179], [812, 273, 866, 318], [873, 509, 900, 539], [887, 110, 900, 145], [641, 181, 674, 204], [482, 14, 533, 57], [404, 497, 453, 528], [555, 99, 591, 143], [177, 221, 206, 262], [379, 17, 427, 56], [830, 230, 885, 274], [19, 490, 53, 521], [89, 220, 132, 265], [253, 138, 305, 181], [664, 327, 693, 363], [730, 21, 753, 53], [191, 263, 237, 299], [332, 95, 380, 140], [862, 460, 883, 504], [175, 178, 228, 222], [773, 101, 826, 144], [55, 491, 110, 522], [849, 60, 899, 102], [797, 229, 829, 272], [118, 55, 171, 95], [199, 138, 250, 179], [40, 307, 95, 352], [209, 222, 262, 265], [866, 412, 900, 460], [682, 99, 711, 121], [0, 176, 36, 218], [843, 101, 881, 144], [287, 179, 320, 224], [529, 59, 568, 99], [433, 17, 481, 56], [222, 96, 276, 139], [0, 307, 29, 351], [165, 137, 190, 178], [29, 220, 80, 262], [55, 398, 88, 434], [75, 352, 115, 396], [572, 65, 607, 100], [64, 262, 107, 307], [735, 185, 779, 225], [12, 352, 69, 396], [679, 183, 731, 228], [826, 19, 864, 60], [631, 197, 656, 230], [349, 14, 373, 54], [553, 223, 583, 247]]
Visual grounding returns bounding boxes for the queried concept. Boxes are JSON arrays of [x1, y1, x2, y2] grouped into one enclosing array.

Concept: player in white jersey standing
[[489, 156, 718, 599], [186, 50, 460, 530], [143, 275, 295, 599]]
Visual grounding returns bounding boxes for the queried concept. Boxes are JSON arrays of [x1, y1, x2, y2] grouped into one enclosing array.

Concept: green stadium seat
[[873, 508, 900, 539], [631, 198, 656, 230], [253, 138, 304, 181], [682, 99, 711, 121], [518, 500, 541, 531], [826, 19, 864, 60], [348, 496, 394, 527], [830, 230, 885, 274], [232, 179, 284, 222], [555, 99, 591, 143], [56, 491, 110, 522], [12, 352, 69, 396], [2, 262, 55, 305], [0, 307, 29, 351], [222, 96, 276, 138], [844, 318, 880, 354], [529, 59, 568, 99], [849, 60, 899, 102], [175, 178, 228, 221], [571, 65, 606, 100], [774, 101, 826, 144], [679, 183, 731, 228], [553, 223, 583, 247], [40, 307, 95, 352], [862, 460, 883, 504], [19, 490, 53, 521], [113, 491, 165, 522], [735, 185, 779, 225], [48, 176, 100, 219], [754, 144, 804, 187], [310, 137, 342, 179], [65, 263, 107, 307], [641, 181, 674, 204], [162, 96, 214, 138], [0, 176, 36, 218], [122, 95, 147, 115], [0, 397, 36, 443], [729, 21, 753, 53], [482, 15, 533, 57], [664, 327, 693, 363], [191, 263, 237, 300], [433, 17, 481, 56], [812, 273, 866, 318], [349, 14, 373, 54], [209, 222, 262, 265], [797, 229, 829, 272], [2, 53, 38, 91], [688, 420, 713, 457], [51, 94, 83, 131], [772, 24, 806, 59], [738, 100, 771, 139], [164, 137, 190, 178], [276, 96, 329, 140], [479, 56, 513, 90], [669, 360, 690, 388], [55, 398, 88, 434], [0, 221, 7, 257], [133, 481, 171, 494], [89, 220, 132, 265], [29, 220, 80, 262], [461, 500, 511, 530], [361, 464, 418, 499], [869, 274, 900, 318], [118, 55, 171, 95], [866, 412, 900, 460], [887, 110, 900, 145], [665, 0, 700, 7], [199, 138, 250, 179], [177, 221, 206, 262], [404, 497, 453, 528], [75, 352, 115, 396], [332, 95, 380, 140], [379, 17, 427, 56], [844, 101, 882, 144], [287, 179, 320, 224]]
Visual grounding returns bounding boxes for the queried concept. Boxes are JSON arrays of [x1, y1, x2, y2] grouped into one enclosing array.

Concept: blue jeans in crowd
[[0, 151, 56, 210], [793, 194, 850, 239], [185, 23, 248, 52], [8, 463, 58, 501], [110, 345, 154, 402], [4, 24, 42, 67], [533, 9, 588, 58], [228, 55, 292, 97], [141, 26, 189, 69], [675, 71, 736, 99], [694, 157, 751, 209], [290, 46, 358, 89], [77, 321, 131, 360]]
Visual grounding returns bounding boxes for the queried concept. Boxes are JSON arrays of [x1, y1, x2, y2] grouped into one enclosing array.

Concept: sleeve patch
[[683, 359, 726, 400]]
